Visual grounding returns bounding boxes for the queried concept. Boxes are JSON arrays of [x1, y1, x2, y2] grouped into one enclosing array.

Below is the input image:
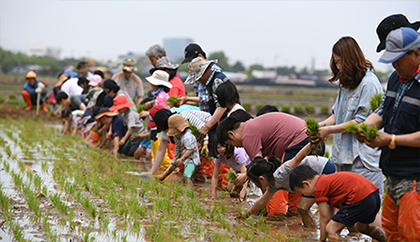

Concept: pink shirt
[[155, 91, 170, 108], [242, 112, 307, 159]]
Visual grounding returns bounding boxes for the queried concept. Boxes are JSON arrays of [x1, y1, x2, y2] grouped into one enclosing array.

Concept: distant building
[[26, 45, 61, 59], [163, 38, 194, 63]]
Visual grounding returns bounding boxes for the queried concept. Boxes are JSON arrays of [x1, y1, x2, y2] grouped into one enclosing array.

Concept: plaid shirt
[[194, 82, 210, 113], [376, 70, 420, 117]]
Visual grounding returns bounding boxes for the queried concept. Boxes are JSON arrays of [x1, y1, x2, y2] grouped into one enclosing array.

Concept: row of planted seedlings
[[0, 117, 298, 241]]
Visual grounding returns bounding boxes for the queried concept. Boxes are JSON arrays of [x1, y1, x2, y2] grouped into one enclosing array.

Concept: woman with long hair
[[316, 36, 384, 226]]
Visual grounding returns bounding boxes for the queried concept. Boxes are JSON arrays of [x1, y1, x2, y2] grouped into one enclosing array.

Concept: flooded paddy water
[[0, 117, 375, 241]]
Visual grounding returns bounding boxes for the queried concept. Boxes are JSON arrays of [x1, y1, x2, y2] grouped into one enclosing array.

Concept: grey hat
[[149, 56, 179, 74], [184, 57, 217, 85], [379, 27, 420, 64]]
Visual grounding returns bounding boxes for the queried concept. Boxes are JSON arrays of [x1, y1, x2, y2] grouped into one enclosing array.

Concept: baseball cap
[[182, 43, 206, 64], [379, 27, 420, 64], [147, 105, 166, 129], [376, 14, 420, 52]]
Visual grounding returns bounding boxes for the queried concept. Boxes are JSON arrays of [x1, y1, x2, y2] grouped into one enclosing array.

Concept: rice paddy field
[[0, 117, 375, 241]]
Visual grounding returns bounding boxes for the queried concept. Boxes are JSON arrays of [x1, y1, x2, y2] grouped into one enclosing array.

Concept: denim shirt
[[331, 70, 383, 171]]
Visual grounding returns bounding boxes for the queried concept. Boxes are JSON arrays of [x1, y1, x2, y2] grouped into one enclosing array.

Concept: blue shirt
[[112, 115, 127, 138], [331, 70, 383, 171], [24, 80, 40, 96]]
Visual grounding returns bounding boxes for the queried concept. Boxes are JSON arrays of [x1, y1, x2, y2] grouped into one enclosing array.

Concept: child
[[210, 139, 251, 200], [95, 108, 127, 157], [134, 117, 152, 162], [245, 143, 336, 227], [144, 70, 172, 109], [290, 166, 386, 242], [215, 81, 244, 117], [109, 95, 144, 157], [61, 108, 85, 137], [156, 114, 200, 183]]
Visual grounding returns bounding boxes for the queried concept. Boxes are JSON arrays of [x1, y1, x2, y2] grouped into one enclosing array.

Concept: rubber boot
[[21, 90, 33, 111], [42, 102, 48, 112]]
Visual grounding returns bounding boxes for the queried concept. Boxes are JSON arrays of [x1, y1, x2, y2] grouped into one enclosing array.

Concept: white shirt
[[61, 78, 83, 97]]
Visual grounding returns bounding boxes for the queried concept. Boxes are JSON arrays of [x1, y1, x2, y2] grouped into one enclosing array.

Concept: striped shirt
[[180, 110, 211, 141]]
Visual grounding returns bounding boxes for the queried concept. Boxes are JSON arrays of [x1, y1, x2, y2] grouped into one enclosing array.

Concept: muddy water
[[0, 123, 374, 242]]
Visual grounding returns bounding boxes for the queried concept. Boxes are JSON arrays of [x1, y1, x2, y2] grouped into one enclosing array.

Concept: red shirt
[[242, 112, 307, 159], [314, 172, 378, 208], [168, 73, 186, 97]]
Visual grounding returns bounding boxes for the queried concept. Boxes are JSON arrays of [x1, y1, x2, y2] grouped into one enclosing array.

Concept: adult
[[179, 43, 222, 113], [150, 57, 186, 98], [75, 61, 93, 80], [60, 75, 84, 97], [102, 79, 136, 112], [186, 57, 231, 144], [315, 37, 384, 225], [145, 44, 166, 67], [361, 27, 420, 241], [56, 92, 87, 112], [376, 14, 420, 53], [112, 58, 144, 105], [21, 71, 48, 112]]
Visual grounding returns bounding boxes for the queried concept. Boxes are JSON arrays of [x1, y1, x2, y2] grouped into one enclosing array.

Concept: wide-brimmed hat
[[89, 74, 102, 87], [109, 95, 134, 111], [145, 70, 172, 89], [379, 27, 420, 64], [167, 114, 189, 136], [149, 57, 179, 74], [154, 108, 175, 133], [376, 14, 420, 52], [182, 43, 206, 64], [184, 57, 217, 85], [118, 58, 138, 72], [25, 71, 37, 79], [95, 108, 118, 123], [147, 105, 166, 129]]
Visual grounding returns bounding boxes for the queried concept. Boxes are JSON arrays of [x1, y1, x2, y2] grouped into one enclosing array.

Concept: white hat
[[145, 70, 172, 89], [185, 57, 217, 85]]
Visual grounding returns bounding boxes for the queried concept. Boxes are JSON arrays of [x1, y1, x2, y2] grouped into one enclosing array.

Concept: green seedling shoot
[[305, 116, 322, 155], [343, 121, 360, 133], [189, 123, 199, 137], [344, 121, 378, 141], [166, 96, 179, 107], [226, 170, 237, 182], [136, 104, 145, 113], [369, 93, 383, 112]]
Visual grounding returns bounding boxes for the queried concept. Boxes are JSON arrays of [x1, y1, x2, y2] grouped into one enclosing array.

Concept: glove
[[35, 83, 45, 93]]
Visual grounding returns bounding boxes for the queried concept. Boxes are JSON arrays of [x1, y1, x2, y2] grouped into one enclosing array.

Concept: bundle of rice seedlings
[[226, 170, 237, 182], [166, 96, 179, 108], [136, 104, 145, 113], [369, 94, 383, 112], [344, 122, 378, 142], [189, 123, 199, 136], [305, 116, 321, 155]]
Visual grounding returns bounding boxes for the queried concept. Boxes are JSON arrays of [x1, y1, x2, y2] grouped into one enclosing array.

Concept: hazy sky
[[0, 0, 419, 71]]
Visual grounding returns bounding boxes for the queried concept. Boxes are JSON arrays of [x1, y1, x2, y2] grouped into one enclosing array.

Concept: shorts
[[335, 157, 384, 199], [183, 162, 196, 179], [302, 160, 336, 198], [332, 190, 380, 227], [138, 145, 151, 154]]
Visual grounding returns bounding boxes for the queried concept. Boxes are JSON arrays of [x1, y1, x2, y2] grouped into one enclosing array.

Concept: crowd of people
[[21, 14, 420, 241]]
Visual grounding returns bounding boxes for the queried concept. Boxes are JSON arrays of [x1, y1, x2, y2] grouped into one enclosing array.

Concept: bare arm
[[112, 136, 120, 157], [318, 119, 359, 139], [363, 113, 384, 129], [211, 164, 220, 198], [79, 102, 86, 111], [246, 191, 275, 216], [119, 127, 132, 146], [198, 107, 227, 140], [366, 130, 420, 148], [149, 138, 169, 174], [319, 114, 336, 127], [234, 150, 262, 186], [137, 96, 143, 106], [288, 143, 312, 168], [318, 202, 335, 242]]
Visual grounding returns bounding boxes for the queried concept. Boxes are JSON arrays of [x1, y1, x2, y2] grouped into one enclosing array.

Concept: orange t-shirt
[[314, 172, 378, 208]]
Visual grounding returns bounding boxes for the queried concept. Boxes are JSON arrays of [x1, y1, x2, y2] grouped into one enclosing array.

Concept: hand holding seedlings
[[364, 131, 391, 148], [305, 117, 322, 155], [166, 96, 180, 108], [344, 121, 379, 142]]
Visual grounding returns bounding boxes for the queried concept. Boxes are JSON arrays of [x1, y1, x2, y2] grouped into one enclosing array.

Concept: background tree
[[208, 51, 233, 72], [232, 61, 245, 72]]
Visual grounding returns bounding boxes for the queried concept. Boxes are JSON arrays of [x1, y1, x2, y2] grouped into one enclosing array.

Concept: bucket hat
[[145, 70, 172, 89], [118, 58, 138, 72], [154, 108, 175, 133], [166, 114, 189, 136], [379, 27, 420, 63], [109, 95, 134, 111], [185, 57, 217, 85], [376, 14, 420, 52], [149, 57, 179, 74]]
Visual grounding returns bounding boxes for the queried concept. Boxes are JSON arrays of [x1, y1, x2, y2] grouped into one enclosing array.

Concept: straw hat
[[118, 58, 138, 72], [25, 71, 37, 79]]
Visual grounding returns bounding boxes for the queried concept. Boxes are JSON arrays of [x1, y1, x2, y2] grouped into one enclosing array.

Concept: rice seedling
[[136, 104, 145, 113], [344, 122, 378, 141], [305, 116, 322, 155], [101, 217, 110, 231], [3, 160, 10, 172], [166, 96, 179, 108], [33, 173, 43, 191], [50, 193, 68, 215], [343, 121, 360, 133], [188, 123, 199, 137], [22, 184, 41, 217], [369, 93, 383, 112]]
